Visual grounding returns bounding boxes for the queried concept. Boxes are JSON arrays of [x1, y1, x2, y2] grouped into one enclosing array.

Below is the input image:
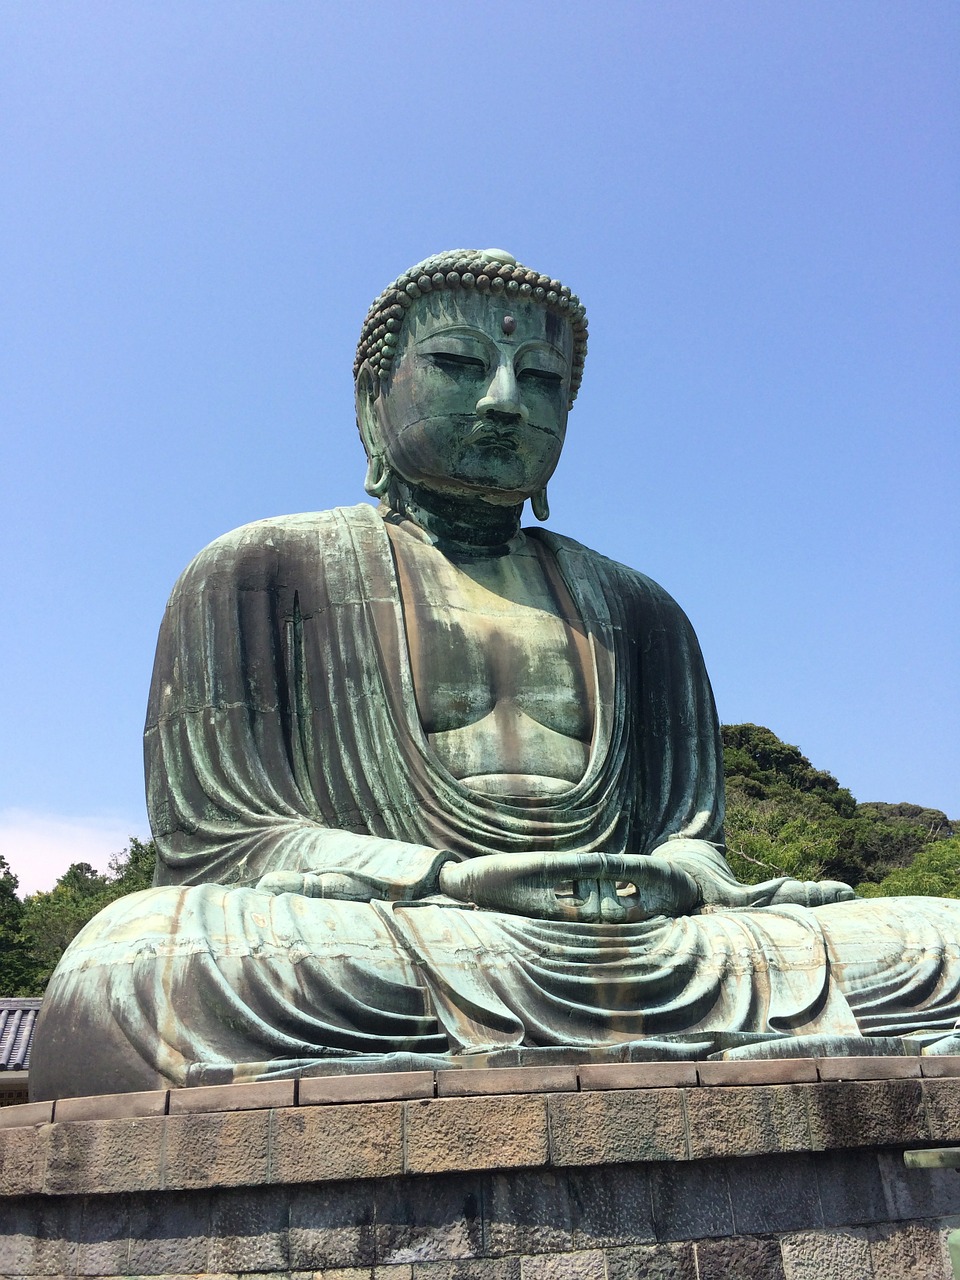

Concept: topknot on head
[[354, 249, 588, 408]]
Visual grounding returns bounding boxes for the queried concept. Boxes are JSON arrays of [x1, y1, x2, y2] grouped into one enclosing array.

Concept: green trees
[[857, 836, 960, 899], [0, 856, 36, 996], [0, 838, 155, 996], [722, 724, 957, 895]]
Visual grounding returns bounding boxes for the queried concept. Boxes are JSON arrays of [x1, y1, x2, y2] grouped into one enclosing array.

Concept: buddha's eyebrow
[[515, 339, 568, 361], [415, 326, 566, 358], [414, 325, 492, 345]]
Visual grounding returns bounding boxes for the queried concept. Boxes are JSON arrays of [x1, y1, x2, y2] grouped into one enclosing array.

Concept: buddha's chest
[[386, 527, 595, 780]]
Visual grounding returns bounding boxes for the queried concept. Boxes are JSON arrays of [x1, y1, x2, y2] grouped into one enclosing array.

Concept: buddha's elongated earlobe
[[531, 487, 550, 522], [356, 363, 391, 498], [364, 452, 392, 499]]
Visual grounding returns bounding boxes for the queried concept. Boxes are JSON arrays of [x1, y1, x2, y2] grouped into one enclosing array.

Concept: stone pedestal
[[3, 1057, 960, 1278]]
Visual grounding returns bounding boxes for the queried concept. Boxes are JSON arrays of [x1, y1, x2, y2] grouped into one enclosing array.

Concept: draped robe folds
[[30, 505, 960, 1097]]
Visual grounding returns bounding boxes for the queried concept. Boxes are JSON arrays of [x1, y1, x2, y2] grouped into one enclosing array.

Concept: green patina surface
[[30, 250, 960, 1099]]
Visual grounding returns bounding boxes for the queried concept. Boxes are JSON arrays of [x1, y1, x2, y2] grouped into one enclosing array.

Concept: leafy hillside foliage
[[0, 837, 155, 996], [0, 729, 956, 996], [723, 724, 956, 894]]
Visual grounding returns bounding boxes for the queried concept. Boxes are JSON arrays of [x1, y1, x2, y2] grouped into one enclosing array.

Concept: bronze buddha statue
[[31, 250, 960, 1098]]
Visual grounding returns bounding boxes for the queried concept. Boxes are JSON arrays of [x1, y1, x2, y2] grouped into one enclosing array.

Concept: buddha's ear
[[354, 363, 382, 459], [355, 365, 392, 498]]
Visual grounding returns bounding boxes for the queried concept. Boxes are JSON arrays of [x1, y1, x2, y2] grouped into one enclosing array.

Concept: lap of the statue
[[47, 885, 960, 1057]]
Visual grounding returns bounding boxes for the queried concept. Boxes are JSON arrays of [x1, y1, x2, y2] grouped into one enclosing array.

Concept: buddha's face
[[363, 289, 574, 505]]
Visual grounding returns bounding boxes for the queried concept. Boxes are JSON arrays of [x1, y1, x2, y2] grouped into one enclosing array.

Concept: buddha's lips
[[467, 421, 520, 449]]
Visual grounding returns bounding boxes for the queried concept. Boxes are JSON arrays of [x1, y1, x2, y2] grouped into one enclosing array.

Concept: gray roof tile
[[0, 998, 42, 1070]]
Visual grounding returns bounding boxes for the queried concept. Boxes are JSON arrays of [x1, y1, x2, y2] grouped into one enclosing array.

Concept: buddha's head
[[354, 250, 588, 515]]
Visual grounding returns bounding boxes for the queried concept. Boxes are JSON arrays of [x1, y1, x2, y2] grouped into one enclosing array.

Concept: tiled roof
[[0, 998, 42, 1071]]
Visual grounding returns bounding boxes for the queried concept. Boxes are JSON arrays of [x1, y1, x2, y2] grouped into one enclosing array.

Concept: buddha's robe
[[30, 506, 960, 1098]]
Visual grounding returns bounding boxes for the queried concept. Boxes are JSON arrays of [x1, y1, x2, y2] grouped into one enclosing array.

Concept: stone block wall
[[2, 1056, 960, 1278]]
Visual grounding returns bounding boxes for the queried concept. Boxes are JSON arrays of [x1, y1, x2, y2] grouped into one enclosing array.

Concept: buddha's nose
[[476, 363, 529, 426]]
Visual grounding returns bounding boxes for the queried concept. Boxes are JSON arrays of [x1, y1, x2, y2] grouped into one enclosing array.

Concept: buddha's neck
[[384, 480, 524, 557]]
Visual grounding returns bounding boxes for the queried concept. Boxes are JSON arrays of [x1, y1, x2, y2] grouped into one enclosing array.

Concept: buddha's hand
[[766, 878, 856, 907], [438, 852, 700, 923], [647, 842, 856, 912], [255, 871, 380, 900], [694, 873, 856, 910]]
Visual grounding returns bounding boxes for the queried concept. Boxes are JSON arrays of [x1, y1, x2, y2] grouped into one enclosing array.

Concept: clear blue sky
[[2, 2, 957, 892]]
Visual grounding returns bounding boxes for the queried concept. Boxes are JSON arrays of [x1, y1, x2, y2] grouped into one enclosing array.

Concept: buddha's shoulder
[[186, 504, 378, 560], [537, 528, 687, 614], [171, 505, 382, 588]]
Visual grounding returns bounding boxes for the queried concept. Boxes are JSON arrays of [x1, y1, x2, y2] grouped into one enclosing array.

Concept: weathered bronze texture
[[30, 249, 960, 1099]]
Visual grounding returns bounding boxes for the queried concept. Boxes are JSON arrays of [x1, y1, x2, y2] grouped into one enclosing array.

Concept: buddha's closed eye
[[518, 368, 563, 388], [428, 352, 486, 375]]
